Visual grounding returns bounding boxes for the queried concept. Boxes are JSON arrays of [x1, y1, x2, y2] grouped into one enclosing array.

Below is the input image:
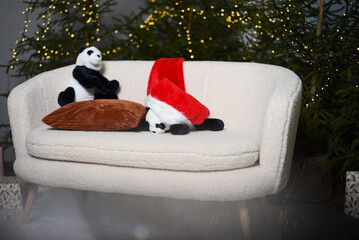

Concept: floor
[[0, 185, 358, 240], [1, 155, 359, 240]]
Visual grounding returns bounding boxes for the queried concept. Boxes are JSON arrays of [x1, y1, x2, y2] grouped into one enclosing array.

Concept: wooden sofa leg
[[239, 201, 251, 240], [22, 183, 39, 224]]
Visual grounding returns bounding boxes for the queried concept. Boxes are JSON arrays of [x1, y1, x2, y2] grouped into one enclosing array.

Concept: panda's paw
[[170, 124, 190, 135], [138, 118, 149, 131], [94, 92, 118, 99], [194, 118, 224, 131], [58, 87, 75, 107], [104, 80, 119, 93]]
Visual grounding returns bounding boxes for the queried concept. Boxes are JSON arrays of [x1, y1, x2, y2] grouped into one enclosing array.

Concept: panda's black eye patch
[[87, 50, 94, 55], [156, 123, 166, 130]]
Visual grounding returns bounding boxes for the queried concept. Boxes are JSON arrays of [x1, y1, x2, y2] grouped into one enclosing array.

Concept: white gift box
[[0, 176, 28, 210], [345, 171, 359, 218], [0, 147, 3, 176]]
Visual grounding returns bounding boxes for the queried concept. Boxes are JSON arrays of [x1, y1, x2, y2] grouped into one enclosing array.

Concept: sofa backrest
[[36, 60, 297, 143]]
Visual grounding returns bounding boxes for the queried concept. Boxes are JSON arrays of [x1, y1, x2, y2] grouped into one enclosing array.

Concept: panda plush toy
[[58, 46, 120, 106], [143, 58, 224, 135]]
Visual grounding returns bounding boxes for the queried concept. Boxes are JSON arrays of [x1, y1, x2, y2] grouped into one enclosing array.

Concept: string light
[[124, 1, 254, 59], [11, 0, 109, 70]]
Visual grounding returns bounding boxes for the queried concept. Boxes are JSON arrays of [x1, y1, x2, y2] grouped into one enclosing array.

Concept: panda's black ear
[[79, 47, 86, 53]]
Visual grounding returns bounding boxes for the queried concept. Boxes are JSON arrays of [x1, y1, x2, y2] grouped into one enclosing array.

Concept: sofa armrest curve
[[8, 73, 51, 156], [259, 73, 302, 194]]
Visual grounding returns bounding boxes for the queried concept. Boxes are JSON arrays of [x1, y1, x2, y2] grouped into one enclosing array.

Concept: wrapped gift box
[[345, 171, 359, 218], [0, 176, 28, 210], [0, 147, 3, 176]]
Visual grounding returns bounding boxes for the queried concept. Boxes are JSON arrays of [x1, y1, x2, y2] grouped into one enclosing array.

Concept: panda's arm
[[95, 71, 110, 85], [95, 71, 120, 93], [73, 66, 99, 88]]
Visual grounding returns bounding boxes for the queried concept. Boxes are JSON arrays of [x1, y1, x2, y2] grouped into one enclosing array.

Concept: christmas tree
[[112, 0, 254, 61], [7, 0, 118, 79]]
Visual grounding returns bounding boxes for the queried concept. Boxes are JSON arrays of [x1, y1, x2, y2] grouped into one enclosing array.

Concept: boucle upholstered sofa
[[8, 61, 302, 237]]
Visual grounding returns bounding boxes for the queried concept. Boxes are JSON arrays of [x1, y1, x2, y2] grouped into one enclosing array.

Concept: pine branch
[[310, 0, 325, 96]]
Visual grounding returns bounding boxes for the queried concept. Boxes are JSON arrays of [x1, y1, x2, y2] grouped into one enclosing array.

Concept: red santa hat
[[146, 58, 210, 125]]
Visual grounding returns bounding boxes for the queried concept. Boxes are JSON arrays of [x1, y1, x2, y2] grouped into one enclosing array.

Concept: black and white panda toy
[[58, 46, 120, 107]]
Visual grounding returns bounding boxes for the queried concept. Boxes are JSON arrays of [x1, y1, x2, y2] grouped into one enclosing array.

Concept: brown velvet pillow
[[42, 99, 147, 131]]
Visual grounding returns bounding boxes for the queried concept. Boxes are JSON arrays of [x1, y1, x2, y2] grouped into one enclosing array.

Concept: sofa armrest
[[259, 73, 302, 194], [8, 73, 52, 156]]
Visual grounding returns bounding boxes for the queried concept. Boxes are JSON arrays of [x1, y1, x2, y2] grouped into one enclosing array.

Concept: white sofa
[[8, 61, 302, 236]]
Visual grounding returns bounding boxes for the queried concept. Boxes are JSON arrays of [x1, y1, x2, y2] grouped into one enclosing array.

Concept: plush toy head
[[76, 46, 102, 71], [57, 46, 120, 106]]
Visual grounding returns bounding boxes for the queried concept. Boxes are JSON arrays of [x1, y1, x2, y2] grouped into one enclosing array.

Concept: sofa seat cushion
[[25, 126, 259, 172]]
